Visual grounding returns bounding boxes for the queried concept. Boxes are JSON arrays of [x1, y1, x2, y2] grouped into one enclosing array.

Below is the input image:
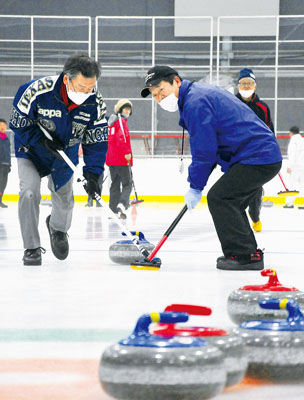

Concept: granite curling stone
[[99, 311, 226, 400], [234, 298, 304, 381], [152, 304, 248, 387], [227, 268, 304, 324], [109, 231, 155, 264]]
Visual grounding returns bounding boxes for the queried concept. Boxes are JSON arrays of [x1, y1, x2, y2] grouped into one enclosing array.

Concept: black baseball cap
[[140, 65, 179, 98]]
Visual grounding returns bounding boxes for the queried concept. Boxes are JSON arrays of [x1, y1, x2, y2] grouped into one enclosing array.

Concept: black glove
[[39, 135, 64, 160], [83, 172, 101, 198]]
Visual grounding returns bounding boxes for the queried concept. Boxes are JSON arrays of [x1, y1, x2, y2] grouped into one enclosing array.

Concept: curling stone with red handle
[[99, 311, 226, 400], [151, 304, 247, 387], [227, 268, 304, 324], [234, 298, 304, 380], [109, 231, 155, 264]]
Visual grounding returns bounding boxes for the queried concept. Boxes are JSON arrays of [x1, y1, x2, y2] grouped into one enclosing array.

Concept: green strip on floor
[[0, 329, 130, 342]]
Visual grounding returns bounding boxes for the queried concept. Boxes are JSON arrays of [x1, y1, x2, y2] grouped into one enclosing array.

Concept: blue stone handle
[[133, 312, 189, 337], [259, 298, 304, 321]]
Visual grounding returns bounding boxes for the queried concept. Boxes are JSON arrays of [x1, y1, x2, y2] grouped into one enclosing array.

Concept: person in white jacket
[[285, 126, 304, 208]]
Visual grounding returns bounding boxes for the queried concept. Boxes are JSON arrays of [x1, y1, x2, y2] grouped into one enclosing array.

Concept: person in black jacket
[[0, 119, 11, 208], [236, 68, 275, 232]]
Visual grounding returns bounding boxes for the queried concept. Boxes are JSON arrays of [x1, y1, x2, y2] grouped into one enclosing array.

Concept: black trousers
[[207, 162, 281, 256], [109, 165, 132, 213], [248, 186, 263, 223], [0, 165, 10, 202], [87, 172, 104, 204]]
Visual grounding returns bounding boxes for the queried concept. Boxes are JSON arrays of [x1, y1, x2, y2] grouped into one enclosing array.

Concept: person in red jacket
[[106, 99, 133, 219]]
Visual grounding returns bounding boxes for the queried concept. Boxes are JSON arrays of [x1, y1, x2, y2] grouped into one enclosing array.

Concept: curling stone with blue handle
[[99, 311, 226, 400], [152, 304, 247, 387], [227, 269, 304, 324], [234, 298, 304, 380], [109, 231, 155, 264]]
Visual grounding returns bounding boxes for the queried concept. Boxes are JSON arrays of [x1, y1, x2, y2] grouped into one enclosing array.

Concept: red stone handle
[[164, 304, 212, 316]]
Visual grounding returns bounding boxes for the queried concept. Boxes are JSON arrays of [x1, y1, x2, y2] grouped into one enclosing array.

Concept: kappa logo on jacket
[[38, 108, 62, 118]]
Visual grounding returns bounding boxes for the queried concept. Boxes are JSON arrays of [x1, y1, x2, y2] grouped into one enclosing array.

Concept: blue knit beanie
[[238, 68, 256, 82]]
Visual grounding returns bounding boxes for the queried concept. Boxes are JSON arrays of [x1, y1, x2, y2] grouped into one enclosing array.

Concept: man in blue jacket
[[141, 66, 282, 271], [10, 54, 108, 266]]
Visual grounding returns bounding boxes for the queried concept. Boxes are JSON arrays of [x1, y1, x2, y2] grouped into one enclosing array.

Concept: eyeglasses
[[238, 80, 255, 89]]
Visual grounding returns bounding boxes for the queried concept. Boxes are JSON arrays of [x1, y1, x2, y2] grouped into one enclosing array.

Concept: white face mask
[[66, 81, 94, 105], [159, 92, 178, 112], [239, 89, 255, 99]]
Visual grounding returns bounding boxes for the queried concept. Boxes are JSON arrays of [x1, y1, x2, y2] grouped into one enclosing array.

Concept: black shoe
[[283, 205, 294, 209], [46, 215, 69, 260], [85, 199, 93, 207], [117, 203, 127, 219], [0, 202, 8, 208], [23, 247, 46, 266], [216, 249, 264, 271]]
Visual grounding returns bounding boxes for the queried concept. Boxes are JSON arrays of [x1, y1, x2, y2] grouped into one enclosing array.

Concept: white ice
[[0, 201, 304, 399]]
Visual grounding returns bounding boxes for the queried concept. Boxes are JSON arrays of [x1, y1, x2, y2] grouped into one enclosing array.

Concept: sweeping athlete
[[9, 54, 108, 266], [141, 66, 282, 271]]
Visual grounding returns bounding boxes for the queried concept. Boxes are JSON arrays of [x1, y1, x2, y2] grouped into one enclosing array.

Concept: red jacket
[[106, 116, 133, 166]]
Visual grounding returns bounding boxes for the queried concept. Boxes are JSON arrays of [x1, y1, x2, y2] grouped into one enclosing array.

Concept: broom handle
[[38, 123, 150, 259], [278, 172, 288, 191], [148, 205, 188, 261], [129, 164, 139, 201]]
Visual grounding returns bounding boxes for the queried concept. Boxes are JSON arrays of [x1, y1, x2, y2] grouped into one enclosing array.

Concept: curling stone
[[152, 304, 248, 387], [227, 268, 304, 324], [99, 311, 226, 400], [109, 231, 154, 264], [234, 298, 304, 380]]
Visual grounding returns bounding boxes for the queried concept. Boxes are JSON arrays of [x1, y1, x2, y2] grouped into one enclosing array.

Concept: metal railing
[[1, 14, 303, 156]]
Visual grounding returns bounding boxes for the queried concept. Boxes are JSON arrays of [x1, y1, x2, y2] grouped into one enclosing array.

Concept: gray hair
[[63, 54, 101, 80]]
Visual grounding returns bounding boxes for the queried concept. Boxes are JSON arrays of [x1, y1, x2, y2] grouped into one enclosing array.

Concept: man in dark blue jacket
[[141, 66, 282, 271], [236, 67, 275, 233], [10, 54, 108, 266]]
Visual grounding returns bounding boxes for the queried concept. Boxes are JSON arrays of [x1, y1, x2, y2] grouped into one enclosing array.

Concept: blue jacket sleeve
[[82, 94, 108, 177], [9, 83, 43, 147], [183, 97, 218, 191]]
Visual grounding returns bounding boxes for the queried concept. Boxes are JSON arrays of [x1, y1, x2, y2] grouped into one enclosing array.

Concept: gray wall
[[1, 0, 304, 156]]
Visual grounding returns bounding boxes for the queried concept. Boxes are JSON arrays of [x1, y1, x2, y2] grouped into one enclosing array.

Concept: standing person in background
[[106, 99, 133, 219], [10, 54, 108, 266], [284, 126, 304, 209], [0, 119, 11, 208], [236, 68, 275, 232]]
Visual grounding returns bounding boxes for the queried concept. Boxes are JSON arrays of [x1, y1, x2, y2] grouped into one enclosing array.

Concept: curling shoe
[[117, 203, 127, 219], [23, 247, 46, 266], [46, 215, 69, 260], [283, 204, 294, 209], [0, 202, 8, 208], [216, 249, 264, 271], [85, 198, 93, 207], [252, 220, 262, 232]]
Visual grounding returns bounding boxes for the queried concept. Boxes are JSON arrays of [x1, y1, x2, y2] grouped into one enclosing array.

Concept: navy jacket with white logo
[[9, 72, 108, 191], [178, 80, 282, 191]]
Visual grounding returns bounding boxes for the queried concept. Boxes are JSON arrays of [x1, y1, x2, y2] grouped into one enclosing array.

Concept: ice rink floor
[[0, 200, 304, 400]]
